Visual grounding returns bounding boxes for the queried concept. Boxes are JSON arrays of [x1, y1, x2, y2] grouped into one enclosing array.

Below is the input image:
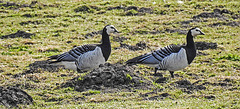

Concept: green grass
[[0, 0, 240, 108]]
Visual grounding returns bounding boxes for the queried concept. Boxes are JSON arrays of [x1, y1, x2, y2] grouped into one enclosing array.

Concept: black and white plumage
[[75, 46, 105, 72], [126, 28, 205, 78], [48, 25, 119, 72]]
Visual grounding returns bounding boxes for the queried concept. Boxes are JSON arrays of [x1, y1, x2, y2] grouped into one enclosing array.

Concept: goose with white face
[[106, 25, 119, 35], [48, 25, 119, 72], [191, 28, 205, 37], [126, 27, 205, 78]]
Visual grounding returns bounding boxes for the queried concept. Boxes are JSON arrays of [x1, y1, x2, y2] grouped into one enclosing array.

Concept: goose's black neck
[[185, 30, 196, 64], [186, 31, 195, 48], [101, 28, 111, 45], [99, 28, 111, 61]]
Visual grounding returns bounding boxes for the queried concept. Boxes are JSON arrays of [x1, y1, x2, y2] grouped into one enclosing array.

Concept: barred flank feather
[[159, 48, 188, 71], [126, 44, 182, 66], [48, 44, 97, 63], [76, 47, 105, 72], [126, 28, 205, 78], [48, 25, 118, 72]]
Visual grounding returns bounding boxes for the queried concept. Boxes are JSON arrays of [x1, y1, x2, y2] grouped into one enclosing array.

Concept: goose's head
[[104, 25, 119, 35], [190, 28, 205, 37]]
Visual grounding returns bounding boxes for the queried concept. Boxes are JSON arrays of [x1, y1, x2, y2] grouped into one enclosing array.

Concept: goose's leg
[[154, 68, 158, 75], [153, 68, 162, 76], [77, 67, 84, 73], [170, 71, 174, 78]]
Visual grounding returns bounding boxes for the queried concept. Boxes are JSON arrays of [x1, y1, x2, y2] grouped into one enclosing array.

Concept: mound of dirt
[[74, 5, 100, 13], [142, 92, 170, 100], [0, 1, 37, 9], [193, 9, 229, 20], [61, 63, 153, 92], [108, 6, 153, 16], [19, 20, 44, 26], [0, 1, 56, 9], [155, 77, 168, 83], [84, 30, 102, 39], [165, 28, 188, 35], [0, 86, 33, 108], [134, 28, 187, 35], [27, 60, 64, 72], [112, 36, 129, 42], [28, 60, 64, 72], [172, 80, 206, 94], [180, 9, 240, 27], [114, 41, 148, 51], [14, 60, 64, 77], [195, 41, 218, 50], [1, 30, 35, 39], [209, 21, 240, 27]]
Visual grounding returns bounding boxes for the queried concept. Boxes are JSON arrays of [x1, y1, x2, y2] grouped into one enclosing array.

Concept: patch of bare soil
[[209, 21, 240, 27], [155, 77, 168, 83], [19, 20, 44, 26], [202, 79, 233, 87], [140, 92, 171, 100], [14, 60, 64, 77], [193, 9, 229, 20], [196, 79, 239, 91], [84, 30, 102, 39], [195, 41, 218, 50], [134, 28, 187, 35], [0, 86, 33, 108], [112, 36, 129, 42], [1, 30, 35, 39], [27, 60, 64, 72], [61, 63, 153, 92], [114, 41, 148, 51], [180, 9, 240, 27], [0, 1, 37, 9], [108, 6, 153, 16], [171, 80, 206, 94], [74, 5, 100, 13], [0, 1, 57, 9]]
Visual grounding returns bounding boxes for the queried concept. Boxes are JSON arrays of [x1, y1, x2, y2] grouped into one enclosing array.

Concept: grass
[[0, 0, 240, 108]]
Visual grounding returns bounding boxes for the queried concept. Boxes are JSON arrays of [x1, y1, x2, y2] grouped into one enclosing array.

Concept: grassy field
[[0, 0, 240, 108]]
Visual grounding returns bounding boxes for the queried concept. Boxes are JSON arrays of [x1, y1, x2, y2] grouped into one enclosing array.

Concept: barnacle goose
[[48, 25, 119, 72], [126, 28, 205, 78]]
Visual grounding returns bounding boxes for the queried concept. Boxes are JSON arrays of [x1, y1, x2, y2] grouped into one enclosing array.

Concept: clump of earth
[[1, 30, 35, 39], [114, 41, 148, 51], [108, 5, 153, 16], [0, 86, 33, 108], [14, 60, 64, 77], [61, 63, 153, 92], [27, 60, 64, 73], [195, 41, 218, 50], [171, 80, 206, 94], [0, 1, 37, 9], [181, 8, 240, 27], [84, 30, 102, 39], [193, 8, 230, 20]]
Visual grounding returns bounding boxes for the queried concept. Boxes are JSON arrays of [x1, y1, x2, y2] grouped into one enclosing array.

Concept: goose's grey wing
[[49, 44, 98, 62], [126, 44, 182, 65]]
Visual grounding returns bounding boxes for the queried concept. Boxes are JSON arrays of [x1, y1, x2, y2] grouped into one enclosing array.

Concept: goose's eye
[[110, 27, 114, 29]]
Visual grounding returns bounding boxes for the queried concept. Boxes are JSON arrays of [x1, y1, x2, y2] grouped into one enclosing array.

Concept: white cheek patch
[[191, 28, 202, 36], [191, 30, 199, 36], [106, 29, 112, 35], [106, 25, 115, 35]]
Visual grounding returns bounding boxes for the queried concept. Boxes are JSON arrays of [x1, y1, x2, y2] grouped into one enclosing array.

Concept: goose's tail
[[126, 55, 143, 65]]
